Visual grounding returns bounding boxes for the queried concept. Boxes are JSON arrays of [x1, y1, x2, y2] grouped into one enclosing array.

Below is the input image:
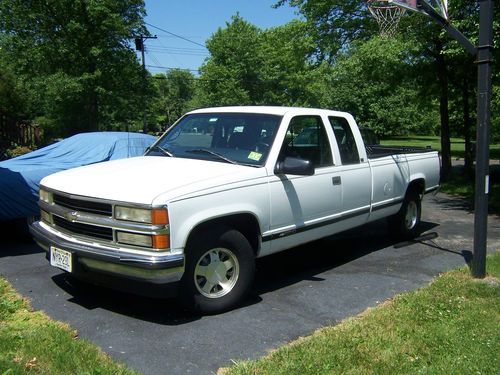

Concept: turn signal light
[[153, 234, 170, 249], [152, 208, 169, 225]]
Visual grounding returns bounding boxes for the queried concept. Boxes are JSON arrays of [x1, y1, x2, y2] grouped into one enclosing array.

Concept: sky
[[138, 1, 299, 75]]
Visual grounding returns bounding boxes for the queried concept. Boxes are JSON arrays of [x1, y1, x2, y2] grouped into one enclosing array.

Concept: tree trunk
[[87, 55, 99, 132], [462, 76, 473, 179], [436, 51, 452, 181], [88, 93, 99, 132]]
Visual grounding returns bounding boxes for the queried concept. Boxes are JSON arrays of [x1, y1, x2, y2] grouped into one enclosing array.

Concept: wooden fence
[[0, 112, 41, 149]]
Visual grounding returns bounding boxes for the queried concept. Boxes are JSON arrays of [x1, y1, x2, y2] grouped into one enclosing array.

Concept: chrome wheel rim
[[405, 201, 418, 229], [194, 248, 239, 298]]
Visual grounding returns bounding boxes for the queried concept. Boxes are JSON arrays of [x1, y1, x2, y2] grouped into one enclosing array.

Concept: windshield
[[147, 112, 283, 166]]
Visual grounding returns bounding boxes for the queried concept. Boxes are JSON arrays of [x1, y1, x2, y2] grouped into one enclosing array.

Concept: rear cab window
[[328, 116, 360, 165]]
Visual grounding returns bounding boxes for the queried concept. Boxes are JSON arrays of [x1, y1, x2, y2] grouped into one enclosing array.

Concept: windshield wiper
[[186, 149, 237, 164], [150, 145, 174, 157]]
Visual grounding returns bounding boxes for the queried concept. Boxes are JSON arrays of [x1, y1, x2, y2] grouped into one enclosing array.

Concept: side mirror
[[275, 156, 315, 176]]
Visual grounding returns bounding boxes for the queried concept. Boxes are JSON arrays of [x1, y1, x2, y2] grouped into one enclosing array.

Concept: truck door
[[327, 116, 372, 227], [267, 115, 342, 247]]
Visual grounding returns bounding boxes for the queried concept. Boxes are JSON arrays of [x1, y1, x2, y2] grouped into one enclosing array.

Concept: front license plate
[[50, 247, 72, 272]]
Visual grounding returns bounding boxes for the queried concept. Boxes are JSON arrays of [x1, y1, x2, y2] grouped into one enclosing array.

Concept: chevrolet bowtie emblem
[[66, 211, 78, 221]]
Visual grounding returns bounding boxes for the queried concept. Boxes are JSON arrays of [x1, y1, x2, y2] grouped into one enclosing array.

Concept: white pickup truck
[[30, 106, 440, 313]]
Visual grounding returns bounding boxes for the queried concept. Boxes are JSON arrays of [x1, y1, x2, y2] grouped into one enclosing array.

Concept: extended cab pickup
[[30, 107, 440, 313]]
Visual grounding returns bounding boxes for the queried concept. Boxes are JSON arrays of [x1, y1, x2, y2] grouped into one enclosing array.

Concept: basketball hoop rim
[[386, 0, 449, 21], [367, 0, 405, 11]]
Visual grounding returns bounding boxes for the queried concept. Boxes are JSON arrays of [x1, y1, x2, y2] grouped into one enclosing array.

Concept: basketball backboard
[[390, 0, 448, 20]]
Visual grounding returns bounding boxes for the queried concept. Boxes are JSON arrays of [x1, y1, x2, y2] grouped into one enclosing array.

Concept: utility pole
[[135, 35, 157, 133]]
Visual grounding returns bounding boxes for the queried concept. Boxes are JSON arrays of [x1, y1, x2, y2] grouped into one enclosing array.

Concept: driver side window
[[278, 116, 333, 168]]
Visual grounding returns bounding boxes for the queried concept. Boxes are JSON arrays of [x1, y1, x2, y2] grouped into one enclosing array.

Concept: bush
[[6, 145, 33, 158]]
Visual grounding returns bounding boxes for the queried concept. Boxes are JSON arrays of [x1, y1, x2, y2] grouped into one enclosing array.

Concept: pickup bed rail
[[366, 145, 436, 159]]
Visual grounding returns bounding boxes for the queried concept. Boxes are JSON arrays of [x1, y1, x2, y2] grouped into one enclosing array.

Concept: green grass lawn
[[224, 252, 500, 375], [380, 135, 500, 160], [0, 278, 137, 374]]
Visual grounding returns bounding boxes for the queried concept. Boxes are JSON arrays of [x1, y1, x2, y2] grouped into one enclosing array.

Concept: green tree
[[328, 36, 437, 137], [196, 14, 264, 107], [149, 69, 196, 131], [276, 0, 499, 179], [196, 15, 331, 108], [259, 20, 331, 107], [274, 0, 378, 62], [0, 0, 147, 138], [0, 61, 26, 120], [400, 0, 500, 178], [441, 0, 500, 175]]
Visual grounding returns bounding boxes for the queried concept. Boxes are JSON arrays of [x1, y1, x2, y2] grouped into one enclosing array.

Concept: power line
[[146, 64, 200, 73], [152, 74, 200, 81], [150, 73, 226, 84], [145, 50, 163, 67], [145, 22, 207, 49], [147, 45, 207, 52], [149, 69, 270, 85], [149, 33, 204, 39], [147, 46, 207, 53], [146, 47, 208, 57]]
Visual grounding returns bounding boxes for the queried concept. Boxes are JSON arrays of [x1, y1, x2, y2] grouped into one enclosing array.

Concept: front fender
[[167, 184, 270, 253]]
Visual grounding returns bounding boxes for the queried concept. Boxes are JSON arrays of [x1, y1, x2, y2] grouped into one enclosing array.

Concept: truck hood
[[41, 156, 268, 205]]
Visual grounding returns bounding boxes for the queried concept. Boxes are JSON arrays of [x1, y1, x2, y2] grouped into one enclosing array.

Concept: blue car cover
[[0, 132, 156, 221]]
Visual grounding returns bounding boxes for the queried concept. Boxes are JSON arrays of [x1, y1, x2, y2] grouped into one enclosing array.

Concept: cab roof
[[187, 106, 351, 118]]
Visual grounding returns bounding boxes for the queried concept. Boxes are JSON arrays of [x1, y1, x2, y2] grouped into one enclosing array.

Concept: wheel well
[[407, 178, 425, 197], [186, 214, 261, 256]]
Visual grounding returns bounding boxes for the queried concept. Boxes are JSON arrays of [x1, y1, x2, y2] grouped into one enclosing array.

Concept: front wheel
[[388, 190, 422, 240], [179, 228, 255, 314]]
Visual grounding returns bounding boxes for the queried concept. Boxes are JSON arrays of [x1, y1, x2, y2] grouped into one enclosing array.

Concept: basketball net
[[367, 0, 407, 37]]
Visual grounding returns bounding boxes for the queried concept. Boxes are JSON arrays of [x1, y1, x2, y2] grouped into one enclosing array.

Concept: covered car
[[0, 132, 156, 221]]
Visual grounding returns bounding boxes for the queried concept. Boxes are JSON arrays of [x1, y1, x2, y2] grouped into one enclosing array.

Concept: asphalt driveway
[[1, 192, 499, 374]]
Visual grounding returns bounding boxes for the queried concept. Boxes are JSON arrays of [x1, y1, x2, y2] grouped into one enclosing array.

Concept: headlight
[[115, 206, 152, 223], [40, 189, 51, 203], [115, 206, 169, 225]]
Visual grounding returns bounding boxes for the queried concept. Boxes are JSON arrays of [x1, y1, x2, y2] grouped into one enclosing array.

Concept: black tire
[[388, 189, 422, 240], [179, 227, 255, 314]]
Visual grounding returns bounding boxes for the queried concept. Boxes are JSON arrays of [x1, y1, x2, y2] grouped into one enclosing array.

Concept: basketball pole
[[412, 0, 493, 278], [472, 0, 493, 278]]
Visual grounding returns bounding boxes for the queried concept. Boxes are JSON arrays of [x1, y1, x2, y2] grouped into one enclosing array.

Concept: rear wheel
[[388, 189, 422, 240], [179, 227, 255, 314]]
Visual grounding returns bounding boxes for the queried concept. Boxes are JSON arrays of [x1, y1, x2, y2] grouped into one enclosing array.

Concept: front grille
[[53, 194, 112, 216], [53, 216, 113, 241]]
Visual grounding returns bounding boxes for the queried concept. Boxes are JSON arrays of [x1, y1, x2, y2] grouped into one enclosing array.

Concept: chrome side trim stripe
[[262, 199, 403, 242]]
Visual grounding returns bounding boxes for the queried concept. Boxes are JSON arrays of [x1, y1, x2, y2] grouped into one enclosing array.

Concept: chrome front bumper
[[29, 221, 184, 284]]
